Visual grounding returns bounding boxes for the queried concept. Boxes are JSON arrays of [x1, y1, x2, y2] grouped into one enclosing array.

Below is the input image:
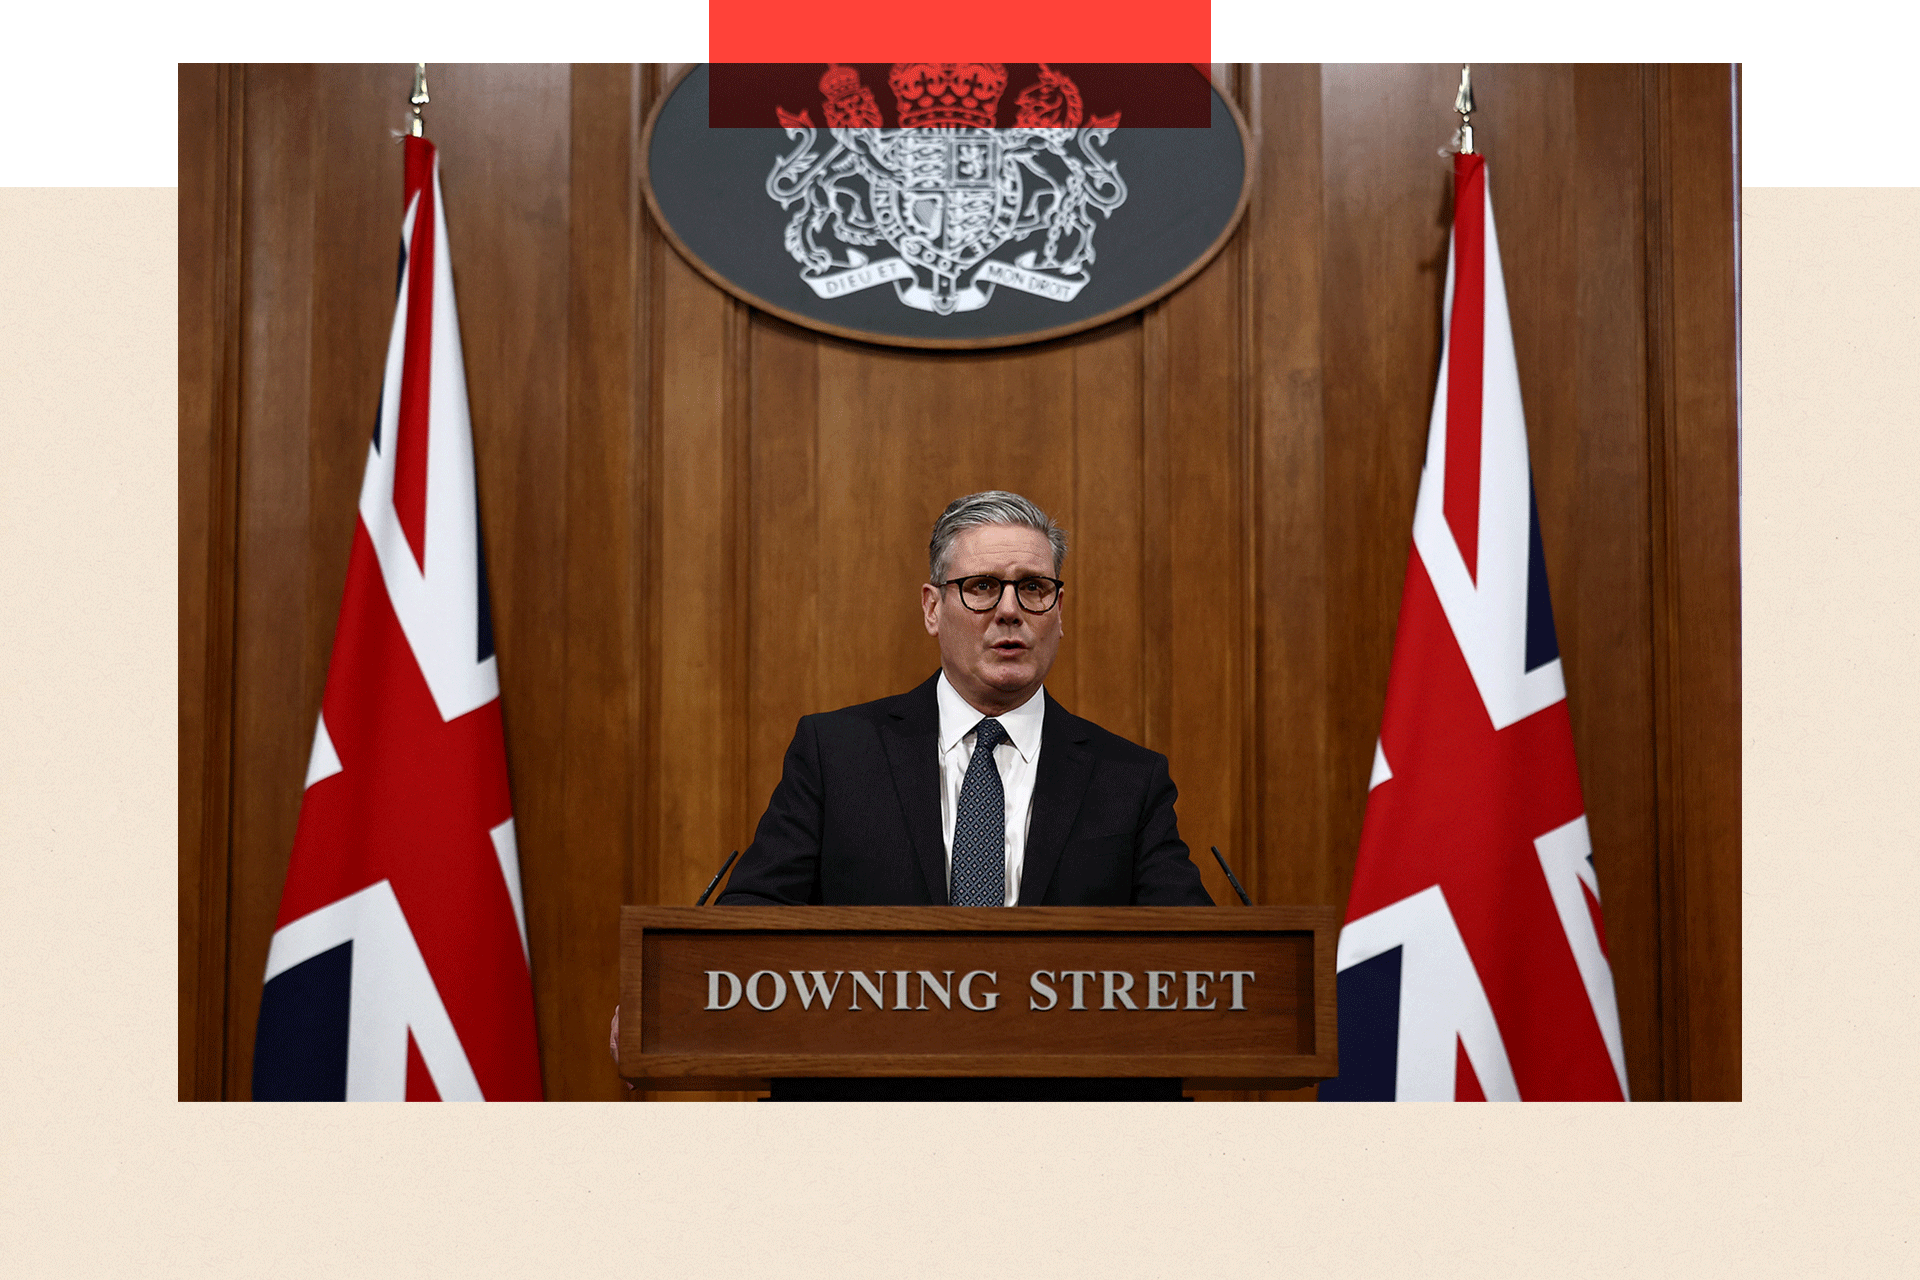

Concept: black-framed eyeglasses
[[935, 574, 1065, 614]]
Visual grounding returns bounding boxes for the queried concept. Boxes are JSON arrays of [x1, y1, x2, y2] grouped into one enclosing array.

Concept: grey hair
[[928, 491, 1068, 583]]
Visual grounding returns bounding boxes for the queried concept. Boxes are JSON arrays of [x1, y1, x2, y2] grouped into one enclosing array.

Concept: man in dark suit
[[616, 493, 1212, 1095], [719, 490, 1212, 908]]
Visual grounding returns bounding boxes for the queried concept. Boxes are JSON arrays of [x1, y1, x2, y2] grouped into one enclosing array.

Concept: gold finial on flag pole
[[1453, 64, 1476, 155], [410, 64, 430, 138]]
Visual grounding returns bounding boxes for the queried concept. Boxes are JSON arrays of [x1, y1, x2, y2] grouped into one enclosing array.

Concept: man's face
[[921, 522, 1063, 716]]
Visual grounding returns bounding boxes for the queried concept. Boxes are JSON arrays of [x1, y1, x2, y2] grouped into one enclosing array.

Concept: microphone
[[1210, 846, 1252, 906], [695, 850, 741, 905]]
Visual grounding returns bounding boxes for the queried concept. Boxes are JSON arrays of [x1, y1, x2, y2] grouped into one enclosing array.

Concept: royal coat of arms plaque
[[643, 64, 1250, 349]]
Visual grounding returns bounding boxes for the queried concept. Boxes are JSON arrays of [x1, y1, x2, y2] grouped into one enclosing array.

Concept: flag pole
[[1453, 64, 1476, 154], [410, 63, 430, 137]]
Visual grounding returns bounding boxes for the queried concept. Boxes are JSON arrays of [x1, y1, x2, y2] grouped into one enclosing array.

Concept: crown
[[888, 63, 1007, 129]]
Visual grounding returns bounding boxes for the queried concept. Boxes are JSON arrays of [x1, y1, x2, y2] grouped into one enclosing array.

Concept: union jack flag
[[251, 135, 543, 1100], [1320, 153, 1627, 1101]]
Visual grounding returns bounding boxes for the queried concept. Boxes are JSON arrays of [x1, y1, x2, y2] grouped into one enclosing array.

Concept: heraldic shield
[[642, 62, 1250, 347], [766, 64, 1129, 316]]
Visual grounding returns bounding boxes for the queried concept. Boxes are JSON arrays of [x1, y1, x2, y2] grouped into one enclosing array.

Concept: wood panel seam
[[1641, 62, 1687, 1101], [193, 62, 248, 1102]]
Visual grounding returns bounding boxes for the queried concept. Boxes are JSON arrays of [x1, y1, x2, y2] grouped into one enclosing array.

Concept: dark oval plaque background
[[642, 65, 1251, 350]]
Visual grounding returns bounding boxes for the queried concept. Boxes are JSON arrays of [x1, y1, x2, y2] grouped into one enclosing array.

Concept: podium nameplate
[[619, 905, 1338, 1090]]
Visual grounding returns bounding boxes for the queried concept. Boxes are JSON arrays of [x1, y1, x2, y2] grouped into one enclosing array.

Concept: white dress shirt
[[936, 672, 1045, 907]]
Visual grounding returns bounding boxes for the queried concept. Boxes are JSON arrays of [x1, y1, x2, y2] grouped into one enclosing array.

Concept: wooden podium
[[617, 905, 1338, 1097]]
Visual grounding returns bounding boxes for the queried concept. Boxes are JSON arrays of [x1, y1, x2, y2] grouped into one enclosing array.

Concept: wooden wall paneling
[[1317, 65, 1456, 895], [216, 65, 400, 1098], [213, 67, 371, 1096], [1651, 64, 1742, 1101], [655, 241, 744, 905], [635, 64, 722, 1100], [810, 341, 919, 714], [1229, 66, 1262, 920], [807, 343, 883, 712], [653, 294, 759, 1103], [745, 316, 822, 830], [634, 66, 672, 913], [1642, 64, 1687, 1102], [222, 64, 325, 1097], [1064, 321, 1146, 745], [432, 66, 576, 1023], [1481, 65, 1670, 1100], [723, 291, 755, 879], [1489, 64, 1627, 1087], [1477, 64, 1578, 610], [178, 64, 245, 1101], [561, 62, 644, 1101], [1160, 243, 1248, 906], [1570, 63, 1663, 1100], [1184, 65, 1264, 1103], [1229, 65, 1262, 923], [306, 67, 405, 625], [1138, 304, 1174, 758], [1246, 64, 1333, 914]]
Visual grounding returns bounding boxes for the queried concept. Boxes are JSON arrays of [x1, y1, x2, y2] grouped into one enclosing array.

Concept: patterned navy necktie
[[950, 718, 1008, 906]]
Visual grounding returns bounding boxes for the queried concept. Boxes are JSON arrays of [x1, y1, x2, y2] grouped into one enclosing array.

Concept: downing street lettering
[[704, 968, 1255, 1012]]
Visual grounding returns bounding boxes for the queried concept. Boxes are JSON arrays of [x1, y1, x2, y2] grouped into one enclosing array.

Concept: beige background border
[[2, 185, 1911, 1272]]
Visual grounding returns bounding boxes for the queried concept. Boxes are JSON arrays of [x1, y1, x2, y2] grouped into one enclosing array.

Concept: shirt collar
[[936, 671, 1044, 763]]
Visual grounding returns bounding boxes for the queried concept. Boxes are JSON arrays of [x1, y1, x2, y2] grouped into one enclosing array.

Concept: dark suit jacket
[[719, 674, 1213, 906]]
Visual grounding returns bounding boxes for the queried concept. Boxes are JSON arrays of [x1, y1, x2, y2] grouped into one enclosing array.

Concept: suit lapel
[[882, 674, 949, 905], [1016, 693, 1093, 905]]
